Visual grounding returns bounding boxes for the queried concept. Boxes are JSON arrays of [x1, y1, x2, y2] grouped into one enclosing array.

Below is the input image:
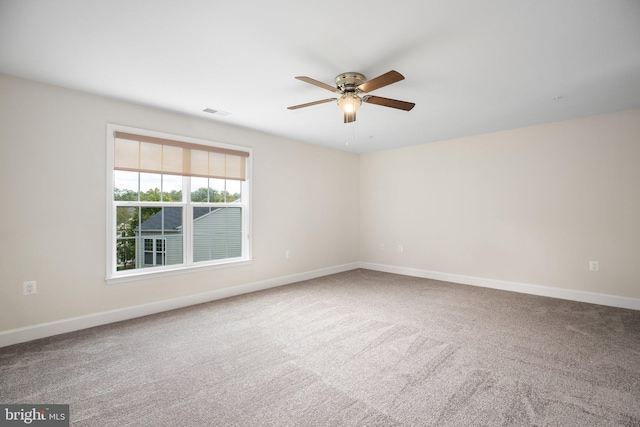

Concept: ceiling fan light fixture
[[288, 70, 414, 123], [338, 93, 362, 113]]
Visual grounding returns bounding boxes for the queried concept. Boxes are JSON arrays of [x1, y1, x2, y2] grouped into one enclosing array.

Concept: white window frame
[[106, 124, 252, 284]]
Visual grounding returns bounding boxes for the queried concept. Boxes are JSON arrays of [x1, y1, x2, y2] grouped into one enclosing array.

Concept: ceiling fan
[[287, 70, 415, 123]]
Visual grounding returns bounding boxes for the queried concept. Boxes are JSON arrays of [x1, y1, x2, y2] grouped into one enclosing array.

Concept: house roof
[[137, 207, 216, 232]]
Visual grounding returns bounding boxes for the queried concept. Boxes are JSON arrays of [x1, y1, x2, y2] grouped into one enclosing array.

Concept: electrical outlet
[[285, 250, 291, 259], [23, 281, 37, 295], [398, 245, 403, 253], [589, 261, 599, 272]]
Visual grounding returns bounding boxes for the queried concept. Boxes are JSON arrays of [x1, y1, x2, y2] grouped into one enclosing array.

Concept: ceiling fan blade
[[287, 98, 336, 110], [363, 95, 415, 111], [344, 111, 356, 123], [357, 70, 405, 93], [295, 76, 340, 93]]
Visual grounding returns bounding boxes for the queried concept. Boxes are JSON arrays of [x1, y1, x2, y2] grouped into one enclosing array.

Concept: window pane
[[191, 177, 209, 202], [143, 238, 154, 266], [162, 175, 182, 202], [156, 239, 165, 265], [116, 237, 136, 271], [226, 179, 242, 203], [114, 171, 139, 201], [193, 207, 242, 262], [139, 208, 160, 268], [139, 207, 162, 231], [162, 207, 182, 232], [140, 173, 162, 201], [162, 207, 183, 266], [116, 206, 136, 237], [226, 207, 242, 258], [116, 206, 137, 270], [144, 251, 154, 265], [163, 234, 183, 266], [209, 178, 225, 202]]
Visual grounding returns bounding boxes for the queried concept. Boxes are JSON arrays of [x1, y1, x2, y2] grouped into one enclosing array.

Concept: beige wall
[[2, 73, 639, 336], [360, 109, 640, 299], [0, 74, 360, 332]]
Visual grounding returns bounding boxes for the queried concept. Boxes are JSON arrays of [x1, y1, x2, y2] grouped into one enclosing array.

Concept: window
[[144, 238, 165, 266], [106, 125, 251, 281]]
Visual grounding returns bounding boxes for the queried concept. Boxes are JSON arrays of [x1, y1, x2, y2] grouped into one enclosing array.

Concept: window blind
[[114, 131, 249, 181]]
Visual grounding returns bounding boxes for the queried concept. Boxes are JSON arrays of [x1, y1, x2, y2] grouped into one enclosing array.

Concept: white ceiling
[[1, 0, 639, 154]]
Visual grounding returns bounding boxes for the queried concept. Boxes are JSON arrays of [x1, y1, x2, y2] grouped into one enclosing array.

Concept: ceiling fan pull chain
[[346, 119, 356, 146]]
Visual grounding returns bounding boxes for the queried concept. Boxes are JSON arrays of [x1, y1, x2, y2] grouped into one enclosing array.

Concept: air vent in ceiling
[[203, 108, 231, 117]]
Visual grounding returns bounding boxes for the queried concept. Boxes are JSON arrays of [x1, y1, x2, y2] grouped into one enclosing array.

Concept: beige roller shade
[[114, 131, 249, 181]]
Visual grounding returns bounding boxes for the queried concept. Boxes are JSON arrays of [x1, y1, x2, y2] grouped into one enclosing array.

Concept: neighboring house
[[135, 207, 241, 268]]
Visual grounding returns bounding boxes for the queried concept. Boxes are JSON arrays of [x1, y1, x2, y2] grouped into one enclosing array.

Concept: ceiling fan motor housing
[[335, 72, 366, 92]]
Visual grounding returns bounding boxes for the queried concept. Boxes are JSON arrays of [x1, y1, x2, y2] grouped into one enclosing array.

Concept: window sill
[[105, 258, 254, 285]]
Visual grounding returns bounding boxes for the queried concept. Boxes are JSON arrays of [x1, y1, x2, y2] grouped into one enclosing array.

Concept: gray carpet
[[1, 269, 640, 426]]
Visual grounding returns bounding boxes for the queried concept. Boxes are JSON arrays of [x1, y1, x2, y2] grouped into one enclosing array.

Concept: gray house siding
[[193, 207, 242, 262]]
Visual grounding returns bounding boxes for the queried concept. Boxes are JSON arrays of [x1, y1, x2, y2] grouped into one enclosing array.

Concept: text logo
[[1, 405, 69, 427]]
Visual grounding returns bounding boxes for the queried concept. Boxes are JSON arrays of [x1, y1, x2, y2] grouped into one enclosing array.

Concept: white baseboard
[[4, 261, 637, 348], [0, 262, 359, 348], [359, 262, 640, 311]]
